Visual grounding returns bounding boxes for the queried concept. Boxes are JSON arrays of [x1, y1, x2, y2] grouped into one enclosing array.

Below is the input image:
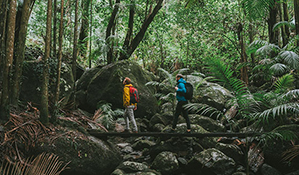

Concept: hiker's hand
[[134, 106, 137, 110], [175, 87, 178, 91]]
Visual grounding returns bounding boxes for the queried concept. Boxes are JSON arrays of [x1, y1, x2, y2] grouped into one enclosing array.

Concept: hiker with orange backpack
[[122, 77, 139, 133]]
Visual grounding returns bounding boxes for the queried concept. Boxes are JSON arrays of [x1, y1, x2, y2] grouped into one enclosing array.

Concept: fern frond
[[274, 74, 294, 91]]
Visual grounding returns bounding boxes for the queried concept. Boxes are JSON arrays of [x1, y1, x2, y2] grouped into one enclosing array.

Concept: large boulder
[[189, 148, 236, 175], [20, 61, 74, 107], [76, 60, 159, 118], [151, 151, 179, 174], [33, 129, 122, 175]]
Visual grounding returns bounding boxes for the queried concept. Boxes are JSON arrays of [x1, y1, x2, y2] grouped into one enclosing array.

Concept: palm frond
[[157, 68, 176, 87], [283, 89, 299, 99], [251, 103, 298, 123], [145, 81, 160, 87], [282, 145, 299, 161], [274, 74, 294, 92], [184, 103, 223, 119], [0, 153, 68, 175], [259, 129, 297, 147], [256, 43, 280, 56], [248, 40, 268, 55], [269, 63, 288, 75], [273, 21, 293, 31], [242, 0, 275, 20], [278, 51, 299, 70]]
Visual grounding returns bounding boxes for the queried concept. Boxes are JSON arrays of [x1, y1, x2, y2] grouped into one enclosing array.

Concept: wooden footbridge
[[88, 130, 264, 140]]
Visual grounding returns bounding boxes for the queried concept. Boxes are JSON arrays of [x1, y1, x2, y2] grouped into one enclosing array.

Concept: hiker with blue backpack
[[171, 74, 192, 133], [123, 77, 139, 133]]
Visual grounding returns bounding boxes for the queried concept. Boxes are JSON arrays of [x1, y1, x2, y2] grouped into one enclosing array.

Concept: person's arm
[[176, 82, 186, 93]]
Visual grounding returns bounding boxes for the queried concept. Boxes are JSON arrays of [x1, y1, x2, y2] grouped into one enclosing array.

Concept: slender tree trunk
[[71, 0, 79, 108], [106, 0, 120, 64], [0, 0, 8, 83], [79, 0, 90, 60], [53, 0, 57, 57], [89, 0, 92, 68], [120, 0, 134, 59], [0, 0, 17, 119], [268, 0, 279, 45], [237, 23, 249, 85], [283, 0, 290, 45], [40, 0, 52, 125], [53, 0, 64, 122], [294, 0, 299, 46], [249, 21, 255, 65], [11, 0, 35, 106], [281, 0, 289, 46], [119, 0, 163, 60]]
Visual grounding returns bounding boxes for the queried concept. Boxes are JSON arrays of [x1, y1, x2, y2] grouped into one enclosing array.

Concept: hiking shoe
[[132, 130, 138, 133]]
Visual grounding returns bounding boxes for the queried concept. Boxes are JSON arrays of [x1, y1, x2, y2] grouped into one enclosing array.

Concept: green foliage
[[184, 103, 223, 119], [96, 101, 124, 129], [259, 129, 297, 148], [274, 74, 294, 92], [242, 0, 275, 20]]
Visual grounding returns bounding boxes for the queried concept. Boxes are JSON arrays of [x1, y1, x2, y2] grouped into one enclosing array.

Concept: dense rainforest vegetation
[[1, 0, 299, 174]]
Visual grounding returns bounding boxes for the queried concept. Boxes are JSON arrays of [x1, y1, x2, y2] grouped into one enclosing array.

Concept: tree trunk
[[40, 0, 52, 125], [120, 0, 135, 59], [119, 0, 163, 60], [11, 0, 35, 106], [106, 0, 120, 64], [89, 0, 92, 68], [53, 0, 64, 123], [249, 21, 255, 65], [0, 0, 17, 119], [79, 0, 90, 59], [0, 0, 8, 82], [71, 0, 79, 109], [294, 0, 299, 46], [237, 23, 249, 85], [268, 0, 279, 45], [53, 0, 57, 57], [283, 0, 290, 45]]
